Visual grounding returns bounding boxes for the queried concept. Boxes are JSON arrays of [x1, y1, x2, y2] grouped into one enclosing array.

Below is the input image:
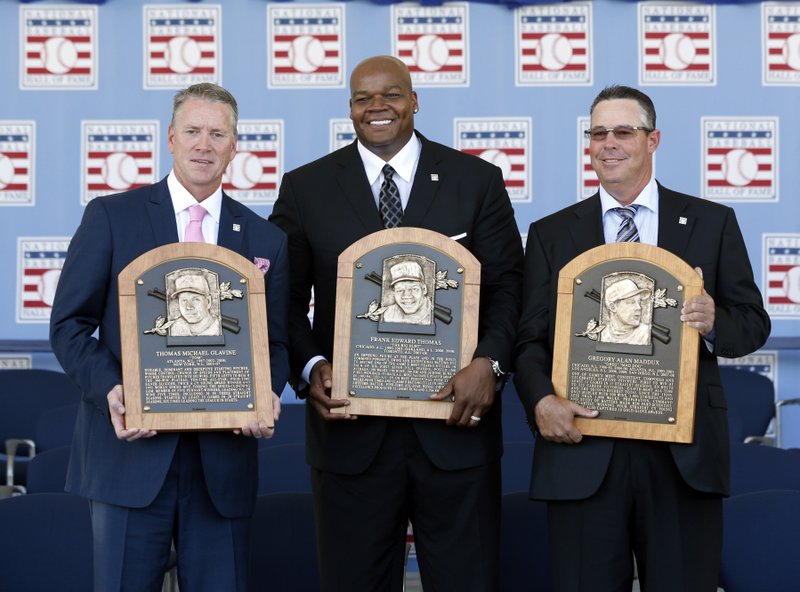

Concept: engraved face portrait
[[167, 269, 223, 337], [381, 256, 434, 326], [599, 276, 653, 345]]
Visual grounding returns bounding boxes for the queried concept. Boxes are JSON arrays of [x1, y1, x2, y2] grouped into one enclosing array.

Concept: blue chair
[[248, 492, 319, 592], [500, 492, 552, 592], [0, 369, 81, 485], [260, 401, 307, 447], [0, 492, 93, 591], [25, 446, 71, 494], [720, 367, 775, 445], [501, 440, 533, 494], [720, 490, 800, 592], [33, 402, 78, 452], [257, 443, 311, 494], [729, 441, 800, 496]]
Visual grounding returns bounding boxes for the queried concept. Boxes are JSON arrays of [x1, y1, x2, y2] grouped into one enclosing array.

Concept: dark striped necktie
[[379, 164, 403, 229], [613, 205, 640, 243]]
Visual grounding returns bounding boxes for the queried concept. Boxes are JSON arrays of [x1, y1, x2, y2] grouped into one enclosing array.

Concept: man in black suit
[[514, 85, 770, 592], [270, 55, 523, 591]]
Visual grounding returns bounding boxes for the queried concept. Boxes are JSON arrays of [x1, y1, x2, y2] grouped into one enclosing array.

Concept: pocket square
[[253, 257, 270, 274]]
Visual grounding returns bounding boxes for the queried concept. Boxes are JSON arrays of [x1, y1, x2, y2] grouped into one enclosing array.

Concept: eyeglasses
[[584, 126, 654, 142]]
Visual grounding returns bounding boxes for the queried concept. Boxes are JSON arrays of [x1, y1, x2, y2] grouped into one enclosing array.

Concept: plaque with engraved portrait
[[118, 243, 273, 431], [331, 228, 480, 420], [552, 243, 702, 443]]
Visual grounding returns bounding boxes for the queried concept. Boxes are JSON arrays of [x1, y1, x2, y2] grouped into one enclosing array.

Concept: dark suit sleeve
[[269, 172, 321, 384], [49, 198, 121, 414], [264, 229, 292, 394], [468, 165, 524, 372], [706, 208, 770, 358], [513, 222, 558, 422]]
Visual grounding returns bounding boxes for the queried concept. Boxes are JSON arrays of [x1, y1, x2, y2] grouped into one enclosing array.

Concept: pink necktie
[[184, 204, 207, 243]]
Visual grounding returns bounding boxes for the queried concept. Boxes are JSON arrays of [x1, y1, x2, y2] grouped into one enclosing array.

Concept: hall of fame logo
[[639, 3, 715, 85], [515, 3, 592, 86], [718, 352, 778, 390], [81, 121, 159, 205], [0, 355, 32, 370], [0, 121, 35, 206], [20, 5, 98, 90], [144, 5, 221, 89], [577, 117, 598, 200], [329, 118, 355, 153], [763, 3, 800, 85], [702, 118, 778, 202], [222, 120, 282, 205], [17, 237, 69, 323], [454, 118, 531, 202], [392, 4, 469, 87], [268, 4, 345, 89], [764, 234, 800, 318]]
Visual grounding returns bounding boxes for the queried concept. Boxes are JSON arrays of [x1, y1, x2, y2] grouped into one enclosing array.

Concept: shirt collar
[[168, 170, 223, 223], [599, 176, 659, 216], [357, 132, 421, 186]]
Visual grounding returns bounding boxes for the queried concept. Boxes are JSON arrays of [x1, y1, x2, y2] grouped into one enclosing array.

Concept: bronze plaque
[[552, 243, 702, 443], [331, 228, 480, 419], [119, 243, 273, 431]]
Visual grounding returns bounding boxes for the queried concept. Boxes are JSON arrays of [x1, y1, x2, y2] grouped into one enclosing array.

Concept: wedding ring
[[470, 415, 481, 422]]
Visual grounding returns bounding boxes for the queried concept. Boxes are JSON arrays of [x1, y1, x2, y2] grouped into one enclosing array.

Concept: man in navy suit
[[270, 56, 523, 591], [50, 83, 290, 591], [514, 85, 770, 592]]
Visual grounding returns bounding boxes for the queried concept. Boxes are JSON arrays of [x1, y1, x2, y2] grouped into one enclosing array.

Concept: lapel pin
[[430, 174, 439, 182], [232, 224, 241, 232], [678, 217, 687, 225]]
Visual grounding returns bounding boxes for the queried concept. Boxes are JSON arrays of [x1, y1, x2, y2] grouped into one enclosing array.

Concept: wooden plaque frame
[[553, 243, 702, 443], [331, 228, 480, 419], [119, 243, 273, 431]]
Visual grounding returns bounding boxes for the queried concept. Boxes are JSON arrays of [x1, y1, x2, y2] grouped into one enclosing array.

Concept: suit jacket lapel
[[656, 184, 693, 259], [401, 132, 441, 227], [218, 194, 245, 252], [335, 143, 384, 233], [569, 195, 605, 253], [145, 177, 180, 245]]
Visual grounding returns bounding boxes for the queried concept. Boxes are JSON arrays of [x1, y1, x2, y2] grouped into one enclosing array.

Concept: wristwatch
[[485, 357, 506, 379]]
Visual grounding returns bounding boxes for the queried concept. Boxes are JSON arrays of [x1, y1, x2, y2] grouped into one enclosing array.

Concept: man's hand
[[308, 360, 354, 420], [534, 394, 598, 444], [431, 357, 496, 428], [681, 267, 715, 337], [107, 384, 157, 441], [237, 392, 282, 439]]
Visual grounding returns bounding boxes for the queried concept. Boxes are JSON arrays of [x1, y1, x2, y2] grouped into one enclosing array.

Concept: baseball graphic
[[782, 33, 800, 71], [0, 155, 14, 189], [721, 149, 758, 187], [787, 267, 800, 303], [289, 36, 325, 73], [411, 34, 449, 72], [539, 33, 573, 71], [42, 37, 78, 74], [102, 153, 139, 191], [165, 36, 202, 74], [479, 149, 512, 180], [226, 152, 263, 189], [38, 269, 62, 307], [659, 33, 696, 70]]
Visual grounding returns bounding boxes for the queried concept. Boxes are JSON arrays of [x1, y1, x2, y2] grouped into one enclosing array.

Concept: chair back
[[720, 367, 774, 443], [729, 441, 800, 496], [501, 440, 534, 494], [34, 403, 79, 452], [0, 492, 93, 591], [500, 492, 552, 592], [720, 490, 800, 592], [26, 446, 71, 494], [257, 443, 311, 494], [248, 492, 319, 592], [259, 401, 306, 448]]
